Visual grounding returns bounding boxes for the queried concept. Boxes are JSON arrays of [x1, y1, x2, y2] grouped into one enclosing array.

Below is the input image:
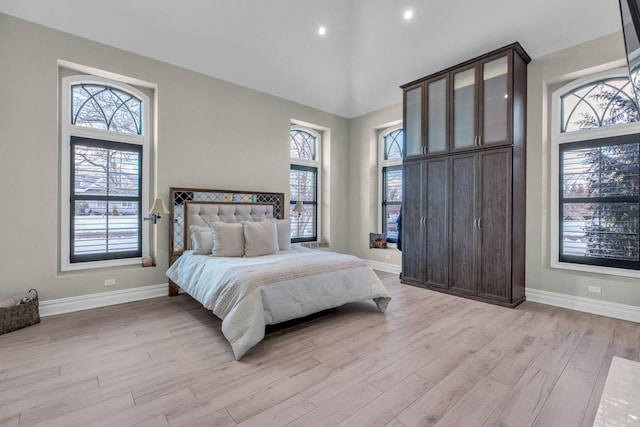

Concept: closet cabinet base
[[401, 280, 526, 308]]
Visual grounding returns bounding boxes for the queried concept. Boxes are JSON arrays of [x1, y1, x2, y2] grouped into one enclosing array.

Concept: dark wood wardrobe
[[400, 43, 530, 307]]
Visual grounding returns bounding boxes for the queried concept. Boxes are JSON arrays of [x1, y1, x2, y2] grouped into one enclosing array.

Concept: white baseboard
[[526, 288, 640, 323], [39, 283, 167, 317], [364, 260, 402, 275]]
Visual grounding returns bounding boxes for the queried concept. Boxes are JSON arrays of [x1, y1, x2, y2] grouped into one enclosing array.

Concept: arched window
[[71, 84, 142, 134], [289, 128, 316, 161], [380, 126, 404, 243], [290, 126, 320, 242], [561, 78, 639, 132], [61, 75, 150, 270], [552, 70, 640, 275]]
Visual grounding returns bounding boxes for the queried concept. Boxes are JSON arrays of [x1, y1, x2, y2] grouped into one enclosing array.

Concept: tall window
[[380, 127, 404, 243], [552, 70, 640, 273], [61, 76, 150, 270], [290, 127, 320, 242]]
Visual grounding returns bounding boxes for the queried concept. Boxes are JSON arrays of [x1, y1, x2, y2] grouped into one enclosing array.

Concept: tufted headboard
[[169, 187, 285, 266], [183, 202, 275, 250]]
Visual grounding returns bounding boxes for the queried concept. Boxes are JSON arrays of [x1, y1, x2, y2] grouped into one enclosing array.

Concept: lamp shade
[[293, 200, 303, 213], [149, 198, 170, 215]]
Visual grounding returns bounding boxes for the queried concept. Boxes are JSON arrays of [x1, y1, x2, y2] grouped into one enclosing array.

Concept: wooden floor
[[1, 272, 638, 427]]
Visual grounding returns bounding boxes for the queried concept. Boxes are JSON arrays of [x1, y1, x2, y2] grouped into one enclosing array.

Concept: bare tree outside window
[[289, 128, 319, 242], [381, 128, 403, 242], [560, 77, 640, 269]]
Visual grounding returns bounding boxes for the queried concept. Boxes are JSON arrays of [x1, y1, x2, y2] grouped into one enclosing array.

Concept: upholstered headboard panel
[[183, 202, 275, 250], [169, 187, 285, 267]]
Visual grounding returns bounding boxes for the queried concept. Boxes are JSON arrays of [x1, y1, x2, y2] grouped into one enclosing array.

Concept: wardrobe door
[[479, 53, 511, 148], [425, 157, 449, 288], [425, 75, 449, 156], [404, 84, 424, 158], [401, 160, 426, 284], [477, 148, 512, 302], [451, 66, 478, 152], [449, 153, 477, 295]]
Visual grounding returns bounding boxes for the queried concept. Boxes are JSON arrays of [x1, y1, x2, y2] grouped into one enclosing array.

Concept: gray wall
[[1, 10, 637, 309], [0, 13, 349, 300], [347, 104, 403, 266], [526, 32, 640, 307], [349, 33, 640, 308]]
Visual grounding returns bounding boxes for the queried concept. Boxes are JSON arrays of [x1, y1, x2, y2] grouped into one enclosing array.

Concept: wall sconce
[[293, 200, 303, 216], [144, 198, 170, 224]]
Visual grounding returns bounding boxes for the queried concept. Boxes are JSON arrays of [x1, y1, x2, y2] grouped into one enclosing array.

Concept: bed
[[165, 188, 391, 360]]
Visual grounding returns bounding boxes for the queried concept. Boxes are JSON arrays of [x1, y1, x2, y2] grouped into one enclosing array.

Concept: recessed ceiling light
[[318, 26, 326, 36], [404, 10, 414, 20]]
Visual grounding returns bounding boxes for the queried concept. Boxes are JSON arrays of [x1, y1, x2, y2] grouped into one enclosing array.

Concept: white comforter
[[166, 246, 391, 360]]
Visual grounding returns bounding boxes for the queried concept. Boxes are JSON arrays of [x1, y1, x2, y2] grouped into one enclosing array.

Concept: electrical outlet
[[104, 279, 116, 287], [385, 255, 392, 260], [587, 285, 601, 294]]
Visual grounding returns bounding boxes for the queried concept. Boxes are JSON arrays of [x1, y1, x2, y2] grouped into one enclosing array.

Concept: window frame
[[379, 125, 404, 245], [70, 136, 143, 263], [61, 75, 150, 271], [289, 125, 321, 243], [551, 68, 640, 278]]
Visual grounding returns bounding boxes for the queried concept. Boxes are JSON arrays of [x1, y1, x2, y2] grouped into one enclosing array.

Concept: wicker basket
[[0, 289, 40, 335]]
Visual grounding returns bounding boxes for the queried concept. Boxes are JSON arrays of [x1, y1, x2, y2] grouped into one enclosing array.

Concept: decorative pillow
[[274, 218, 292, 251], [243, 220, 279, 257], [211, 222, 245, 257], [189, 225, 213, 254]]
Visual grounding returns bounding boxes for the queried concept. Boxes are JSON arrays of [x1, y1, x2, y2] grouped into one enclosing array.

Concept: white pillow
[[243, 220, 279, 257], [211, 222, 245, 257], [274, 218, 292, 251], [189, 225, 213, 254]]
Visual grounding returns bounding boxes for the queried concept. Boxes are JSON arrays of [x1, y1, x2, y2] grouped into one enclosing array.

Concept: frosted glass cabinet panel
[[404, 85, 423, 157], [401, 43, 528, 159], [452, 67, 476, 150], [482, 55, 509, 146], [427, 77, 448, 154]]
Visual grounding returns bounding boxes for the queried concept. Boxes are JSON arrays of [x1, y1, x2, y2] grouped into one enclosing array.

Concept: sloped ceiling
[[0, 0, 623, 118]]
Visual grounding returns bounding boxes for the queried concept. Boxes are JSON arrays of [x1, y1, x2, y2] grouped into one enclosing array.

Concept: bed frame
[[168, 187, 285, 296]]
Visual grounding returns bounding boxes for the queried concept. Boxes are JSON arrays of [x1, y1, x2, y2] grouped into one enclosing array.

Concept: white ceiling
[[0, 0, 624, 118]]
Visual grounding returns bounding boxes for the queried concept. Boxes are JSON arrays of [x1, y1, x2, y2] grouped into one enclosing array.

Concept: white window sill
[[61, 257, 142, 272], [551, 260, 640, 279]]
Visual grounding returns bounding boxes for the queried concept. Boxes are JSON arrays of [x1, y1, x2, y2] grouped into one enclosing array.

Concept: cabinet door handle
[[474, 136, 478, 146], [478, 218, 482, 228], [474, 218, 478, 228]]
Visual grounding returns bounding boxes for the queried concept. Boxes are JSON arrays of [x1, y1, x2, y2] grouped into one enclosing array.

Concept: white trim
[[60, 74, 151, 272], [550, 259, 640, 279], [364, 259, 402, 275], [526, 288, 640, 323], [550, 67, 640, 278], [378, 125, 403, 237], [40, 283, 167, 317], [59, 257, 143, 272], [290, 125, 322, 242]]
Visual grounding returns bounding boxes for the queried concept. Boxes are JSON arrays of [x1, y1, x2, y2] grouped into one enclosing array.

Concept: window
[[380, 127, 403, 243], [71, 137, 142, 262], [552, 70, 640, 275], [61, 75, 150, 270], [290, 127, 320, 242]]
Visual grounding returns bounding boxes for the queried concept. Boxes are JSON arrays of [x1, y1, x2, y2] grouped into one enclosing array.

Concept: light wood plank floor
[[1, 272, 638, 426]]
